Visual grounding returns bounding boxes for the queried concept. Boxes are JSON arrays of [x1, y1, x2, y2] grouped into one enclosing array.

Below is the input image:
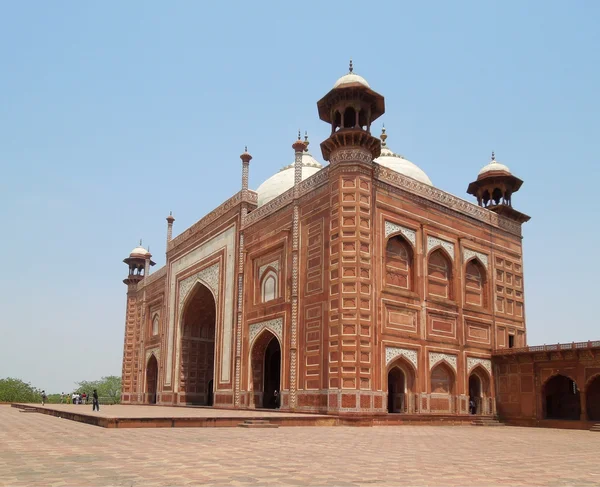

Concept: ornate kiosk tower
[[318, 62, 386, 413]]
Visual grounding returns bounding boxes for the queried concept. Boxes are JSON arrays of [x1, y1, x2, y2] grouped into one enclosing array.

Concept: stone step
[[238, 419, 279, 428], [19, 409, 38, 413], [472, 418, 505, 426], [590, 424, 600, 432]]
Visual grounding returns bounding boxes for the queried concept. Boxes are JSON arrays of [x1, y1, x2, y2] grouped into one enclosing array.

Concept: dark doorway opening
[[387, 367, 406, 413], [146, 355, 158, 405], [544, 375, 581, 420], [587, 376, 600, 421], [180, 283, 216, 406], [469, 374, 482, 414], [263, 337, 281, 409]]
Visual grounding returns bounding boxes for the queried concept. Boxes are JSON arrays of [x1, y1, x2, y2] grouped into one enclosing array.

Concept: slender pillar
[[290, 132, 305, 410], [235, 147, 252, 407], [166, 212, 175, 246]]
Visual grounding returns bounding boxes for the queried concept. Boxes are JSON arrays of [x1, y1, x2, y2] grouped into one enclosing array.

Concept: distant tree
[[75, 376, 121, 404], [0, 378, 42, 403]]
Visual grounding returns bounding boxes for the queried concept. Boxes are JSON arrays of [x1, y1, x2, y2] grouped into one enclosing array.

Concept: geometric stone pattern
[[258, 260, 279, 279], [3, 406, 600, 486], [385, 347, 418, 369], [429, 352, 458, 372], [466, 357, 492, 374], [384, 221, 416, 246], [427, 236, 455, 260], [145, 347, 160, 364], [248, 317, 283, 346], [463, 248, 489, 269], [178, 263, 220, 316]]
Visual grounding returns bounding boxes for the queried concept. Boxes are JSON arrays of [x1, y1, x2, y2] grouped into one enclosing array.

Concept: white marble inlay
[[258, 260, 279, 279], [385, 347, 418, 368], [463, 249, 489, 269], [145, 347, 160, 363], [178, 263, 220, 315], [384, 221, 416, 246], [429, 352, 457, 372], [427, 236, 455, 260], [249, 317, 283, 346], [467, 357, 492, 374]]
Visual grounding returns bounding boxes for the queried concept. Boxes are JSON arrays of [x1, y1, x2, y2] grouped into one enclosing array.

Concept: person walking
[[41, 390, 47, 406], [92, 389, 99, 412]]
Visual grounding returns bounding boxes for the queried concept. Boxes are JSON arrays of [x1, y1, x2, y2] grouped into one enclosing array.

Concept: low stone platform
[[11, 403, 486, 429]]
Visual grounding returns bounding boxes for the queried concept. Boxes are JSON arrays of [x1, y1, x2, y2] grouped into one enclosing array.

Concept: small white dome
[[130, 246, 148, 257], [478, 160, 511, 176], [333, 73, 370, 89], [374, 131, 432, 186], [256, 153, 323, 207]]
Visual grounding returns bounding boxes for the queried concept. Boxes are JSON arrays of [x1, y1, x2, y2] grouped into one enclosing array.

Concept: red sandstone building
[[120, 64, 598, 422]]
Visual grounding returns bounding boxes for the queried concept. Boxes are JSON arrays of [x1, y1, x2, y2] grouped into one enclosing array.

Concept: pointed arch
[[465, 258, 487, 307], [145, 354, 159, 405], [385, 234, 414, 290], [179, 281, 216, 405], [430, 361, 455, 394], [260, 268, 278, 303], [250, 329, 282, 409], [151, 313, 160, 336], [427, 248, 453, 299], [543, 374, 581, 420], [585, 374, 600, 421]]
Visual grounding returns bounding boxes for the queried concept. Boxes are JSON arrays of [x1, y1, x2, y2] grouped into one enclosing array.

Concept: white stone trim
[[429, 352, 457, 372], [467, 357, 492, 375], [249, 317, 283, 346], [463, 249, 489, 269], [145, 347, 160, 363], [385, 347, 418, 369], [178, 262, 220, 315], [258, 260, 279, 279], [427, 236, 455, 260], [384, 221, 416, 246]]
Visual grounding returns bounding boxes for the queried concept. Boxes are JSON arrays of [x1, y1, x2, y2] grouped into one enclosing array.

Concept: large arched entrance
[[468, 367, 491, 415], [586, 375, 600, 421], [387, 358, 415, 413], [180, 283, 216, 405], [250, 331, 281, 409], [544, 375, 580, 420], [146, 354, 158, 405]]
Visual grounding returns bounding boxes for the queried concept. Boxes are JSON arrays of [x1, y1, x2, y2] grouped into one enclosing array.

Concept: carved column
[[121, 288, 138, 401]]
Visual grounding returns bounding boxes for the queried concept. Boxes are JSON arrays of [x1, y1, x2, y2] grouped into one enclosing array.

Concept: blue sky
[[1, 1, 598, 393]]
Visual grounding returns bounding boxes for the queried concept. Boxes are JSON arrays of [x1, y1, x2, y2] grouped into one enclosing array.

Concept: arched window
[[343, 106, 356, 128], [261, 270, 278, 303], [465, 260, 486, 307], [428, 249, 452, 299], [152, 314, 159, 336], [385, 235, 413, 290], [431, 363, 454, 394]]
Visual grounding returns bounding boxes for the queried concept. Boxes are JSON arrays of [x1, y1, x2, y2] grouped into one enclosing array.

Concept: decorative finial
[[245, 145, 247, 152], [380, 125, 387, 147], [349, 59, 353, 73], [240, 146, 252, 163], [491, 151, 496, 162], [139, 238, 142, 246], [304, 131, 310, 151], [170, 211, 172, 216], [297, 129, 301, 140]]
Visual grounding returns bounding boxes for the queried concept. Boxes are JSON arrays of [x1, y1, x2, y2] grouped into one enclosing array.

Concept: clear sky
[[1, 1, 598, 394]]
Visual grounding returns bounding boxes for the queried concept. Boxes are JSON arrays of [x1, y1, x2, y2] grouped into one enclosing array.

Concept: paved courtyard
[[1, 405, 599, 486]]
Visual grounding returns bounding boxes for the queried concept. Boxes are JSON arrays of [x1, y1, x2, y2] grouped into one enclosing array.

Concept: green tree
[[0, 378, 42, 403], [75, 376, 121, 404]]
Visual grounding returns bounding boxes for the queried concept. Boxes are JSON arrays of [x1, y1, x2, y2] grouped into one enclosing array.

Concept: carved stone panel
[[249, 317, 283, 346], [384, 221, 417, 246], [385, 347, 418, 369], [427, 236, 455, 260], [429, 352, 458, 372], [466, 357, 492, 374], [463, 248, 489, 269], [178, 262, 220, 317]]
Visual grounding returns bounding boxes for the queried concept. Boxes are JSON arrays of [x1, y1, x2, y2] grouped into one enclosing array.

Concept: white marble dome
[[333, 72, 370, 89], [374, 130, 432, 186], [478, 153, 511, 177], [256, 153, 323, 207], [130, 246, 148, 257]]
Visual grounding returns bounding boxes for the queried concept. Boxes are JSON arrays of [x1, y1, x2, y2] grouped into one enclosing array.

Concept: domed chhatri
[[374, 126, 432, 186], [129, 245, 150, 258], [333, 60, 371, 89], [123, 240, 155, 285], [467, 152, 530, 223]]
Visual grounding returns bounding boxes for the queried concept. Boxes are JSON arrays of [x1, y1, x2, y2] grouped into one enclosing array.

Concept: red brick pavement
[[1, 405, 599, 486]]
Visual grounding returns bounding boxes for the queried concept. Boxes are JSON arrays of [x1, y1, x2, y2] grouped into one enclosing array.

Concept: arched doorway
[[586, 375, 600, 421], [387, 367, 406, 413], [430, 362, 455, 413], [544, 375, 580, 420], [146, 354, 158, 405], [180, 283, 216, 405], [250, 331, 281, 409], [468, 367, 491, 415]]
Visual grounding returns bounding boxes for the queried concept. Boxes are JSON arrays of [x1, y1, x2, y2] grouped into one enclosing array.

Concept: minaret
[[317, 62, 386, 413], [166, 212, 175, 247], [290, 131, 306, 410], [467, 152, 530, 223], [121, 242, 155, 402], [235, 146, 252, 407]]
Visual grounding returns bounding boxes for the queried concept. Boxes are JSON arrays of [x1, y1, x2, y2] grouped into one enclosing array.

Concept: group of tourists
[[45, 390, 101, 411]]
